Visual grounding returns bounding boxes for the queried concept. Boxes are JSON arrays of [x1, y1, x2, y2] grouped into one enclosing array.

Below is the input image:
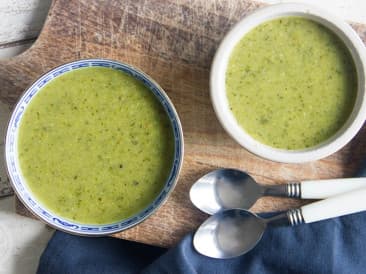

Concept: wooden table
[[2, 0, 366, 247]]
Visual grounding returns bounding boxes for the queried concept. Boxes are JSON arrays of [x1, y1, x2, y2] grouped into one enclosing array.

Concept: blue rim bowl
[[5, 59, 184, 236]]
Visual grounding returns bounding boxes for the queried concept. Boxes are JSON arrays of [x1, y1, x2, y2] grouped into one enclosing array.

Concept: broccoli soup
[[18, 67, 174, 224], [226, 17, 357, 150]]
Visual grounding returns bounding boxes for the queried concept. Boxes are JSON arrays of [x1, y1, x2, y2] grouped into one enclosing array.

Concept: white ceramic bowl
[[210, 3, 366, 163], [5, 59, 184, 235]]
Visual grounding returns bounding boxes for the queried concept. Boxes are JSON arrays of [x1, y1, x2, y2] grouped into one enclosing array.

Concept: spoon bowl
[[193, 209, 266, 259], [190, 169, 262, 215]]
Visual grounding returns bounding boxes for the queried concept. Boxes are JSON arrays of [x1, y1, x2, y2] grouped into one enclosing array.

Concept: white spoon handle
[[288, 187, 366, 225], [300, 178, 366, 198]]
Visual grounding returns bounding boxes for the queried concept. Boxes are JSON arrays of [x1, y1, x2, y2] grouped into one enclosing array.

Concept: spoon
[[190, 169, 366, 215], [194, 187, 366, 259]]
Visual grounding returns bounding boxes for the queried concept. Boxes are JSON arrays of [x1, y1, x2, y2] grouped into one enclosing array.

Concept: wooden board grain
[[2, 0, 366, 247]]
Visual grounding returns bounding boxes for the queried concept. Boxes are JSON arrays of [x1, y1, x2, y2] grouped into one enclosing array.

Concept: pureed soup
[[18, 67, 174, 224], [226, 17, 357, 149]]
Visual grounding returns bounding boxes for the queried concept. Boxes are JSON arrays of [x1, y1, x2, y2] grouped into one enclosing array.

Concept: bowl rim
[[4, 58, 184, 236], [210, 3, 366, 163]]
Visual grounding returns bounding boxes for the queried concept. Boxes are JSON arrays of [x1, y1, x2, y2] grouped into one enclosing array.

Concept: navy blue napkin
[[37, 164, 366, 274]]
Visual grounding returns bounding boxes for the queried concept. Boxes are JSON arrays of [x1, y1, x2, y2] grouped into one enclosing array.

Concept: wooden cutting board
[[2, 0, 366, 247]]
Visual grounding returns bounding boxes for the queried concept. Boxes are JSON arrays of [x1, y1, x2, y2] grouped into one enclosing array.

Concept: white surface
[[0, 0, 51, 59], [210, 3, 366, 163], [0, 197, 54, 274], [301, 178, 366, 198], [0, 0, 51, 44], [0, 0, 366, 273], [301, 187, 366, 223], [0, 42, 33, 60]]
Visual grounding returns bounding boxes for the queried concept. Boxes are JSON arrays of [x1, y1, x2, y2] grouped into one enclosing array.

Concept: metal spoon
[[194, 187, 366, 259], [190, 168, 366, 215]]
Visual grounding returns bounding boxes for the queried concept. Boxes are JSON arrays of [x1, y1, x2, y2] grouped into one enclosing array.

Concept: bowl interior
[[210, 3, 366, 163], [5, 59, 183, 235]]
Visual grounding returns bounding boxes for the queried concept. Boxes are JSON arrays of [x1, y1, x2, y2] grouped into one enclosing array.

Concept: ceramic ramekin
[[210, 3, 366, 163], [5, 59, 184, 235]]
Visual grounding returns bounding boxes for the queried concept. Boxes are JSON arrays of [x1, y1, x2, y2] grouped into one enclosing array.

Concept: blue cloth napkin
[[37, 164, 366, 274]]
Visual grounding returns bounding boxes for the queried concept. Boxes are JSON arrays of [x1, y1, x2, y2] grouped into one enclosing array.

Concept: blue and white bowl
[[5, 59, 184, 236]]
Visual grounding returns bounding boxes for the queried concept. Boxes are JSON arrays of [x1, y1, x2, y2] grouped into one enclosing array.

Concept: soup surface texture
[[18, 67, 174, 224], [226, 17, 357, 149]]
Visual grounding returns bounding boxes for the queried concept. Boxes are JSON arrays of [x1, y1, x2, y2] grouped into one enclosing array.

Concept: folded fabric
[[37, 232, 165, 274], [38, 163, 366, 274]]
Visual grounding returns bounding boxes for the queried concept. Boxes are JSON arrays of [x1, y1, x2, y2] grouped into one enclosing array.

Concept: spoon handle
[[286, 187, 366, 226], [262, 184, 301, 198], [264, 178, 366, 199], [300, 178, 366, 198]]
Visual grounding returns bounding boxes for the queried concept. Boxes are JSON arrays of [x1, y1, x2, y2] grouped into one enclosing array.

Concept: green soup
[[18, 67, 175, 224], [226, 17, 357, 149]]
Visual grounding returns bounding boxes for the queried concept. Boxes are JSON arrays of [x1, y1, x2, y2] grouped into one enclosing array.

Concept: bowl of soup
[[210, 3, 366, 163], [5, 59, 184, 235]]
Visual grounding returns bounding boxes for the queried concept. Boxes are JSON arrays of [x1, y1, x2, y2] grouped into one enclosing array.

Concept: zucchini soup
[[17, 66, 175, 224], [226, 17, 357, 150]]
